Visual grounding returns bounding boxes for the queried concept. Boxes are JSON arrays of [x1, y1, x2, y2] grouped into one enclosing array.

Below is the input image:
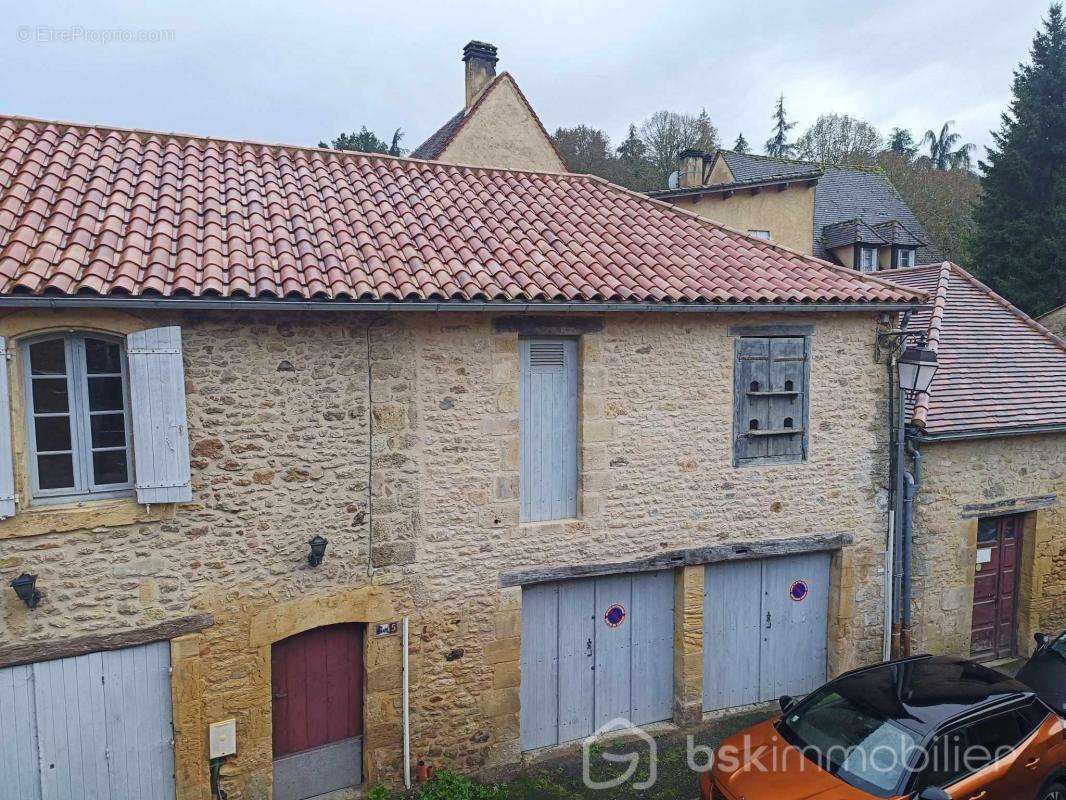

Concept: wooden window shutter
[[519, 338, 578, 522], [0, 337, 16, 517], [126, 327, 192, 504], [733, 336, 808, 465]]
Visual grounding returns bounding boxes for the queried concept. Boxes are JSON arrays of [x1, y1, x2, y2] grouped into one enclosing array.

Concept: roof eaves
[[647, 171, 822, 199]]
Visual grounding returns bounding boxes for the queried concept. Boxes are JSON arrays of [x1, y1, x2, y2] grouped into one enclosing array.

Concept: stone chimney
[[678, 149, 706, 188], [463, 41, 499, 111]]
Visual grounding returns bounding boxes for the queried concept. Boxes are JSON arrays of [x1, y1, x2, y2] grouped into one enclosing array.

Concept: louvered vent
[[529, 341, 566, 369]]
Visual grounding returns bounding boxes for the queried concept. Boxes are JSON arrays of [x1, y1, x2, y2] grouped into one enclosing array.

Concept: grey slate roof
[[822, 219, 887, 250], [411, 109, 465, 160], [710, 151, 941, 264]]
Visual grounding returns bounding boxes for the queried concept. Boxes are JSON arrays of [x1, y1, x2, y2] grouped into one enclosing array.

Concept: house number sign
[[604, 603, 627, 627]]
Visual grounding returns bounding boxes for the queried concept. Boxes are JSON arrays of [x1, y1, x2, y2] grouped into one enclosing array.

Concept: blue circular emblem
[[604, 604, 627, 627], [789, 580, 810, 602]]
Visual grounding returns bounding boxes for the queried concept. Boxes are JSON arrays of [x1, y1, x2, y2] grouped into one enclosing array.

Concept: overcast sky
[[1, 0, 1052, 168]]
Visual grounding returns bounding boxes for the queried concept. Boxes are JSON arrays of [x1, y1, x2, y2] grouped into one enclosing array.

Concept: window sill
[[0, 497, 176, 540]]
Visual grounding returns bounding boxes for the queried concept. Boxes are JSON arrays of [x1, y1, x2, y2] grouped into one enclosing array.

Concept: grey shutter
[[733, 336, 808, 465], [127, 327, 192, 504], [0, 337, 16, 518], [519, 338, 578, 522]]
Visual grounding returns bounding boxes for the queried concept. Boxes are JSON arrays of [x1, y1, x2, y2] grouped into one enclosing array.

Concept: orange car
[[706, 656, 1066, 800]]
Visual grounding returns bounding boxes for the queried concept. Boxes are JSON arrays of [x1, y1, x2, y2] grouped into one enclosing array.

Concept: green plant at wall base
[[365, 784, 393, 800], [418, 769, 508, 800]]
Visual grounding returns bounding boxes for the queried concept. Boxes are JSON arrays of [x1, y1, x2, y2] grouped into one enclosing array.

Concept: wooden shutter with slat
[[0, 337, 16, 517], [126, 327, 192, 504], [734, 336, 808, 465], [519, 338, 578, 522]]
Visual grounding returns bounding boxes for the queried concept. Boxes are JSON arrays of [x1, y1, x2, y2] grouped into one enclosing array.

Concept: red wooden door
[[271, 623, 364, 758], [970, 515, 1023, 660]]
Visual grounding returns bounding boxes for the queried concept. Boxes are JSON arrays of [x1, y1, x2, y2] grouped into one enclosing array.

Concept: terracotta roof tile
[[888, 263, 1066, 437], [0, 114, 924, 307]]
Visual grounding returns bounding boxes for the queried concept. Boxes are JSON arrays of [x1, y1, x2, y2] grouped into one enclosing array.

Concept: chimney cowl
[[678, 147, 706, 159], [462, 40, 499, 64]]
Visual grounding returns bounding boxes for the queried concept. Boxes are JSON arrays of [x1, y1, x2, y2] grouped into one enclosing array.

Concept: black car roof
[[832, 655, 1034, 735]]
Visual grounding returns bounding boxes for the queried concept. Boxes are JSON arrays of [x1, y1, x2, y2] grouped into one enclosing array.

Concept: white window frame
[[22, 333, 135, 504], [748, 230, 772, 240], [858, 246, 879, 273], [894, 247, 917, 268]]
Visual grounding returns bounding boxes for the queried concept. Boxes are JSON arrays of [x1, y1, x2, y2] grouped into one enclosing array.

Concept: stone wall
[[0, 307, 893, 798], [910, 433, 1066, 656]]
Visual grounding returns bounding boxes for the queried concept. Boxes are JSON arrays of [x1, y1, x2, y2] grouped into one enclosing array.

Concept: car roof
[[832, 655, 1035, 735]]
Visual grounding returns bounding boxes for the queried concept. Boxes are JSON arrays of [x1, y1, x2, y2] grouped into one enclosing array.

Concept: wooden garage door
[[704, 552, 831, 711], [520, 570, 674, 750], [0, 641, 175, 800], [271, 624, 364, 800]]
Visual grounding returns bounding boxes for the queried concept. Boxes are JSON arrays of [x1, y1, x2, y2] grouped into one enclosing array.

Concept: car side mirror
[[918, 788, 951, 800], [1035, 632, 1051, 648], [779, 695, 795, 714]]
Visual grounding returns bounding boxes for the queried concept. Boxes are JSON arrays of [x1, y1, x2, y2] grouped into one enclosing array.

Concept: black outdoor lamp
[[10, 573, 41, 609], [897, 335, 939, 395], [307, 535, 328, 568]]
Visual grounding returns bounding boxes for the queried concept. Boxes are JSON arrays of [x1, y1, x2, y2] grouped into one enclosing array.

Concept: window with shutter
[[733, 336, 809, 466], [519, 338, 578, 522]]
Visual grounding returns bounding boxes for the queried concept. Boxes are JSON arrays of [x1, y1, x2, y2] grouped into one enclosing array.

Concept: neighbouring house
[[649, 149, 940, 271], [1039, 304, 1066, 338], [0, 112, 923, 800], [410, 41, 567, 173], [887, 263, 1066, 661]]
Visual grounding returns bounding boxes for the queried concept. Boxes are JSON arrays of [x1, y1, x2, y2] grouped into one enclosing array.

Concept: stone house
[[649, 149, 939, 271], [0, 111, 924, 800], [888, 263, 1066, 661]]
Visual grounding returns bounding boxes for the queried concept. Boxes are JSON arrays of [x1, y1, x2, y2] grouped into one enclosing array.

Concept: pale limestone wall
[[674, 184, 816, 255], [439, 76, 566, 173], [706, 155, 734, 184], [0, 308, 892, 798], [910, 434, 1066, 657]]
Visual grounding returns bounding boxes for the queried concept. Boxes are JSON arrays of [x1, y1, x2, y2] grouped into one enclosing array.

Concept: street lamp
[[897, 335, 939, 394]]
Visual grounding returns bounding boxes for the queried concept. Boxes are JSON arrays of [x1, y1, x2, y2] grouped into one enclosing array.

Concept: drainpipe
[[891, 383, 907, 658], [901, 437, 922, 657], [402, 616, 411, 791], [883, 356, 897, 662]]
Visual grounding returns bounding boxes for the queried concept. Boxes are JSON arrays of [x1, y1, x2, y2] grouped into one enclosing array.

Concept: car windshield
[[778, 688, 921, 797]]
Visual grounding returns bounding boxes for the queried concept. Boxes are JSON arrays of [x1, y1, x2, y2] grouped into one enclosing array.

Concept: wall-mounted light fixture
[[307, 536, 328, 568], [10, 573, 41, 608], [896, 334, 939, 395]]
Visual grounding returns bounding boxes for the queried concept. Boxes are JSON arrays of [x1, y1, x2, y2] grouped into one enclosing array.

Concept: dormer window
[[893, 247, 917, 268], [858, 246, 879, 273]]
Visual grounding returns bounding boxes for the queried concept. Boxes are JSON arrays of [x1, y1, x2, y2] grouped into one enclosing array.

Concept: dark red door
[[271, 623, 364, 758], [970, 515, 1023, 660]]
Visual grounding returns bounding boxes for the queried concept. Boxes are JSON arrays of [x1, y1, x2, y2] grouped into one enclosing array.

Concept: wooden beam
[[499, 533, 854, 588], [0, 613, 214, 669], [960, 494, 1057, 519]]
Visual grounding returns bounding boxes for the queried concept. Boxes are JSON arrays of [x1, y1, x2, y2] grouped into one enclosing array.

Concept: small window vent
[[529, 341, 566, 368]]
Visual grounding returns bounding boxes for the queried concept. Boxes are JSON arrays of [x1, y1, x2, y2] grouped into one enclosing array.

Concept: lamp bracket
[[875, 326, 928, 364]]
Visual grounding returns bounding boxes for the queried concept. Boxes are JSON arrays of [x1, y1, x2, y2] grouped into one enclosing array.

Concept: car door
[[992, 704, 1065, 798]]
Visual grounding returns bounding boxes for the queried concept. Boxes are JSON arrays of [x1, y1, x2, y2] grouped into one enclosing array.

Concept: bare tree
[[638, 110, 720, 187], [794, 114, 883, 166]]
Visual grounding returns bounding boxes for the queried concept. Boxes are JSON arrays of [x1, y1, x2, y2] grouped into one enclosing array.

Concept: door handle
[[586, 638, 593, 657], [968, 791, 988, 800], [1025, 757, 1041, 769], [765, 612, 772, 630]]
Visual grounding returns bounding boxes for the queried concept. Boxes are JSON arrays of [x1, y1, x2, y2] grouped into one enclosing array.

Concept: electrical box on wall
[[209, 718, 237, 759]]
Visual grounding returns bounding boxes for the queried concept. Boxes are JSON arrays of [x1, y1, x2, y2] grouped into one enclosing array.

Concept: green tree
[[318, 127, 392, 154], [922, 121, 975, 170], [794, 113, 883, 166], [764, 94, 796, 158], [733, 132, 750, 153], [887, 127, 918, 158], [615, 124, 658, 190], [970, 4, 1066, 315], [552, 125, 615, 175], [387, 128, 405, 157]]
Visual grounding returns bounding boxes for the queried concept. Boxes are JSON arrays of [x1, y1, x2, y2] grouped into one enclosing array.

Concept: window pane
[[84, 338, 122, 374], [90, 413, 127, 448], [87, 376, 124, 411], [32, 378, 70, 413], [34, 415, 72, 452], [92, 450, 128, 486], [29, 339, 66, 375], [977, 518, 998, 543], [37, 453, 75, 490]]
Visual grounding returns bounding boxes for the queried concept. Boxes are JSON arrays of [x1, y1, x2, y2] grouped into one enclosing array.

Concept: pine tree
[[734, 133, 750, 153], [318, 127, 392, 154], [765, 94, 797, 158], [970, 4, 1066, 316], [887, 127, 918, 158]]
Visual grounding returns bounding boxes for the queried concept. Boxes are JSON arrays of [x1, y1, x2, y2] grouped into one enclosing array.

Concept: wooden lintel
[[0, 613, 214, 669], [959, 494, 1057, 520], [499, 533, 854, 588]]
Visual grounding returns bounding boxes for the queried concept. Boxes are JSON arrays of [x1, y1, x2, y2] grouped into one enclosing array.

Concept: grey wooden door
[[0, 641, 175, 800], [704, 553, 831, 712], [520, 571, 674, 750]]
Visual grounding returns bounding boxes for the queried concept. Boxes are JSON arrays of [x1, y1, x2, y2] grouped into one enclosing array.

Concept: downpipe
[[901, 437, 922, 657]]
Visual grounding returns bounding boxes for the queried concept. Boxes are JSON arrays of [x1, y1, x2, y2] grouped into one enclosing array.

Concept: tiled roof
[[718, 150, 822, 183], [646, 170, 821, 200], [814, 167, 939, 263], [871, 220, 925, 247], [887, 263, 1066, 437], [0, 115, 924, 306], [410, 109, 464, 160], [822, 219, 888, 250]]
